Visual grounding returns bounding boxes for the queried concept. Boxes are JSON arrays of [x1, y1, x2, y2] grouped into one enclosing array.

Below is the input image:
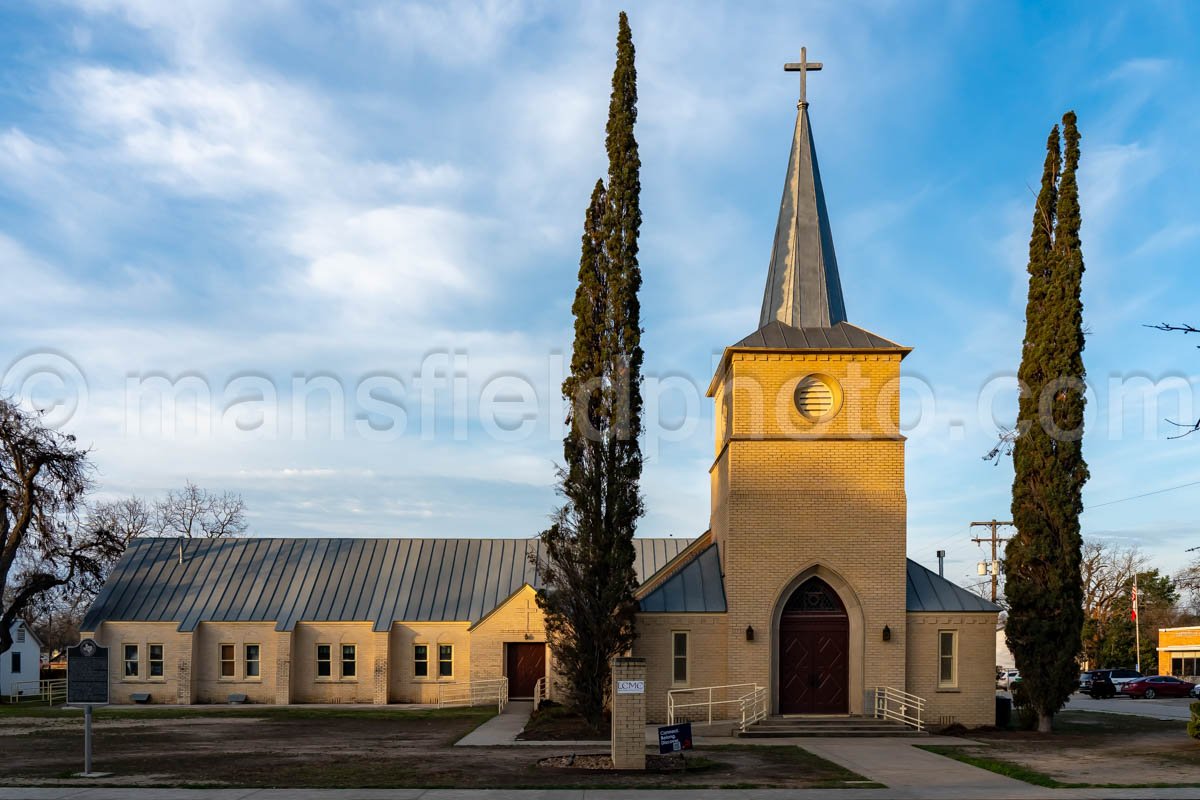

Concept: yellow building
[[1158, 626, 1200, 679], [82, 60, 1000, 728]]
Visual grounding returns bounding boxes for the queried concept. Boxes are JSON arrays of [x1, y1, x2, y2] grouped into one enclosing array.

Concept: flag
[[1131, 585, 1138, 621]]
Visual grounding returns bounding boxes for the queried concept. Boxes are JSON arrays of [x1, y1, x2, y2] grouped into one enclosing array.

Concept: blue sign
[[658, 722, 693, 754]]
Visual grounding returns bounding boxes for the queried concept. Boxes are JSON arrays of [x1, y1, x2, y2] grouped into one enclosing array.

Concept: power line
[[1084, 479, 1200, 511]]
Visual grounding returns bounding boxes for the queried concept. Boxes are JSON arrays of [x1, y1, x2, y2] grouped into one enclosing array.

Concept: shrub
[[1188, 702, 1200, 740]]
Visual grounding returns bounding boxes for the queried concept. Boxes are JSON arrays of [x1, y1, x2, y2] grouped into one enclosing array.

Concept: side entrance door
[[778, 577, 850, 714], [505, 643, 546, 698]]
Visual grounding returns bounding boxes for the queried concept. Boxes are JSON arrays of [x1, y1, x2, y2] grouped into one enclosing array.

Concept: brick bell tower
[[706, 49, 911, 716]]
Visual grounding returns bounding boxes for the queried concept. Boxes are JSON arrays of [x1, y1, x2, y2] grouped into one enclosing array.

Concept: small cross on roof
[[784, 46, 823, 107]]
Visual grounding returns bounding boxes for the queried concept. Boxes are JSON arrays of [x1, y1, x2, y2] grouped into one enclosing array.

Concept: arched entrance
[[778, 576, 850, 714]]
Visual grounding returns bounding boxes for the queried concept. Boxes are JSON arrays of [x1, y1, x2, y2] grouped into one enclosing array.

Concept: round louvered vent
[[794, 374, 841, 421]]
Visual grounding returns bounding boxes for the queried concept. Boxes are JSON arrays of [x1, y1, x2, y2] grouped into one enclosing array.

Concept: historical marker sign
[[658, 722, 693, 754], [67, 639, 109, 705]]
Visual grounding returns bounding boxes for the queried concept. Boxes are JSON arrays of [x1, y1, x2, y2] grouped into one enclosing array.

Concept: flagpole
[[1134, 573, 1141, 674]]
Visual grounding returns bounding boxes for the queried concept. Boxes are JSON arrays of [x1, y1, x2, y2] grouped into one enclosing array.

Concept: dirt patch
[[0, 708, 867, 788], [942, 711, 1200, 787], [516, 704, 606, 741], [537, 753, 699, 771]]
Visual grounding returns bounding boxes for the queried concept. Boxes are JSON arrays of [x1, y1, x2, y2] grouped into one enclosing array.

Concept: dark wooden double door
[[506, 643, 547, 698], [778, 577, 849, 714]]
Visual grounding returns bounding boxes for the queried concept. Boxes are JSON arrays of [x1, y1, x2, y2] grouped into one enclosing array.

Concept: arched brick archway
[[777, 577, 850, 714]]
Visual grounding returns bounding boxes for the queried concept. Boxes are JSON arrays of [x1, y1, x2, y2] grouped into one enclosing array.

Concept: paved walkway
[[4, 785, 1200, 799], [455, 701, 535, 746]]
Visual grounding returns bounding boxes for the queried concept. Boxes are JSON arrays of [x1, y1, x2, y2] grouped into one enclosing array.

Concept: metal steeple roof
[[758, 99, 847, 329]]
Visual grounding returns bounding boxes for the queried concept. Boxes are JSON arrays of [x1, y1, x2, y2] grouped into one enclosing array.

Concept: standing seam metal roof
[[82, 537, 693, 632]]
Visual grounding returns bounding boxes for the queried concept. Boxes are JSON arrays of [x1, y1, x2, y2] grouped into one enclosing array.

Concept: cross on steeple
[[784, 46, 823, 107]]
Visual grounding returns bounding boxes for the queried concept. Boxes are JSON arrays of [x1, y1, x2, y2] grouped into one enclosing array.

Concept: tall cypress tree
[[536, 14, 643, 727], [1005, 112, 1089, 733]]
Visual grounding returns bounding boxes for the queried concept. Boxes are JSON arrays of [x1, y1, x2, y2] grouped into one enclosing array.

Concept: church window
[[11, 651, 21, 674], [219, 644, 235, 678], [341, 644, 357, 678], [124, 644, 140, 678], [148, 644, 164, 678], [245, 644, 261, 678], [794, 374, 842, 421], [439, 644, 454, 677], [672, 631, 689, 684], [414, 645, 429, 677], [938, 631, 958, 688], [316, 644, 332, 678]]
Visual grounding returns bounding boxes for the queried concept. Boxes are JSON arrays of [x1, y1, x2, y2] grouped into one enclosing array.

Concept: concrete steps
[[738, 714, 923, 738]]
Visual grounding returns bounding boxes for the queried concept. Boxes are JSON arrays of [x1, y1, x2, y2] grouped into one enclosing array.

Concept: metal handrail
[[437, 677, 509, 712], [872, 685, 924, 731], [738, 686, 769, 732], [667, 683, 760, 725], [8, 678, 65, 705], [532, 676, 547, 711]]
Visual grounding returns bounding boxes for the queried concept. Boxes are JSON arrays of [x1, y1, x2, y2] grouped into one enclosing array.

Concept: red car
[[1120, 675, 1195, 699]]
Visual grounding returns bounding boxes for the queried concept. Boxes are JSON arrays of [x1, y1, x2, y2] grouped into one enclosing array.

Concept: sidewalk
[[4, 785, 1200, 799]]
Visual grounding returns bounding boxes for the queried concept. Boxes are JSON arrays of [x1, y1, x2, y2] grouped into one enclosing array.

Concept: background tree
[[1079, 539, 1147, 666], [536, 12, 643, 727], [26, 485, 248, 655], [0, 398, 124, 656], [1005, 111, 1089, 733], [1095, 570, 1180, 671], [1145, 322, 1199, 436]]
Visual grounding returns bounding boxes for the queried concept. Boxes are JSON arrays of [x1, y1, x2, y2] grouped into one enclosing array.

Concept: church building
[[81, 56, 1000, 728]]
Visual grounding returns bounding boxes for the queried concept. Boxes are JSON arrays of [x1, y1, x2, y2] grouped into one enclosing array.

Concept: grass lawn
[[0, 702, 492, 722], [0, 703, 878, 789], [923, 710, 1200, 789]]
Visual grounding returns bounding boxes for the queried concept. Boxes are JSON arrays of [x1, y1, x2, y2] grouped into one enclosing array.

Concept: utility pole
[[971, 520, 1014, 603]]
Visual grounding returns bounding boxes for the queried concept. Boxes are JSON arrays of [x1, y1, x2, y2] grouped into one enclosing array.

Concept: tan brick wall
[[710, 351, 908, 715], [291, 622, 377, 703], [1158, 627, 1200, 676], [388, 622, 472, 703], [91, 622, 195, 705], [632, 614, 728, 723], [611, 657, 647, 770], [469, 585, 555, 698], [193, 622, 281, 704], [906, 612, 999, 728]]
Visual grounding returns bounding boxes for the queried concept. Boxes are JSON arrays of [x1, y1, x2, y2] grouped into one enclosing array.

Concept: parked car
[[1088, 672, 1116, 699], [1121, 675, 1195, 699], [1106, 668, 1143, 689], [997, 669, 1020, 690], [1081, 668, 1142, 692]]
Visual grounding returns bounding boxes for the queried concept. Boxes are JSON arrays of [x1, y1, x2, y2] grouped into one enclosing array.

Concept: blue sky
[[1, 1, 1198, 594]]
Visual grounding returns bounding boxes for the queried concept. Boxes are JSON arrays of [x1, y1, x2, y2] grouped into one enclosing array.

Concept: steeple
[[759, 49, 847, 329]]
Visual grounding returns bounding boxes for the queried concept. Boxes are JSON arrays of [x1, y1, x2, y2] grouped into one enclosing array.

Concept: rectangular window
[[220, 643, 236, 678], [316, 644, 332, 678], [672, 631, 689, 684], [938, 631, 958, 688], [414, 644, 429, 677], [245, 644, 261, 678], [438, 644, 453, 677], [341, 644, 357, 678], [148, 644, 164, 678], [124, 644, 140, 678], [11, 651, 20, 674]]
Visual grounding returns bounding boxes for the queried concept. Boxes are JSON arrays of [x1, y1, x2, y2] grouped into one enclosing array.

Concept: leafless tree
[[89, 496, 154, 544], [153, 481, 248, 539], [1081, 540, 1147, 619], [0, 398, 124, 656], [1146, 322, 1200, 437]]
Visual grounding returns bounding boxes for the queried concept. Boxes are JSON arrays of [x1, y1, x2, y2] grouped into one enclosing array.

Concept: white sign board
[[616, 680, 645, 694]]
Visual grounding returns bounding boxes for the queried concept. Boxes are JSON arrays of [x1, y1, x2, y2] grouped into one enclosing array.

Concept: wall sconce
[[745, 625, 755, 641], [882, 625, 892, 642]]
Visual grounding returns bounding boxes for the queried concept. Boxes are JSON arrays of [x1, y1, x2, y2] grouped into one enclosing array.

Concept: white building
[[1, 620, 44, 698]]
